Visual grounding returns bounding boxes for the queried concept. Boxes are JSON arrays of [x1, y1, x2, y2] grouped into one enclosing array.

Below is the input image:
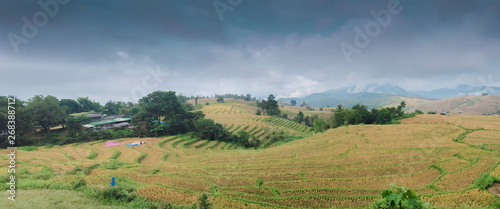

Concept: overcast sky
[[1, 0, 499, 103]]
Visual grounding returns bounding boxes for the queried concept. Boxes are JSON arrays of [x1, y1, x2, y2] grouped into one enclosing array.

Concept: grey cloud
[[1, 0, 499, 103]]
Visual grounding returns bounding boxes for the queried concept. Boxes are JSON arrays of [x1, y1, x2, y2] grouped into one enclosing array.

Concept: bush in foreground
[[372, 184, 433, 209]]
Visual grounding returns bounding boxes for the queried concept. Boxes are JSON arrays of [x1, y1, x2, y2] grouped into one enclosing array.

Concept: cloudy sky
[[1, 0, 499, 103]]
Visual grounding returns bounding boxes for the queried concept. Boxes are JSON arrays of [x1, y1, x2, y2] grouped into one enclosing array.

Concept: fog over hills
[[280, 83, 500, 110]]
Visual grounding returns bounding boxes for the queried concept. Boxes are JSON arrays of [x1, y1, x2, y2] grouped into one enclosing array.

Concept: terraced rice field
[[202, 101, 312, 142], [1, 113, 500, 208]]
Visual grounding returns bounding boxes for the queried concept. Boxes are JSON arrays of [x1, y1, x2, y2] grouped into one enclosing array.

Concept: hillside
[[1, 102, 500, 208], [280, 90, 403, 109], [202, 100, 312, 143], [404, 95, 500, 115], [279, 84, 500, 111]]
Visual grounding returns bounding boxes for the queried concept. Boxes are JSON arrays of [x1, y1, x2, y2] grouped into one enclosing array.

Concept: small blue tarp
[[151, 120, 168, 126]]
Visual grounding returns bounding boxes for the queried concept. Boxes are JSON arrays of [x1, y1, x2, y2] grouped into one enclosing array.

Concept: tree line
[[0, 92, 260, 148], [290, 102, 415, 133]]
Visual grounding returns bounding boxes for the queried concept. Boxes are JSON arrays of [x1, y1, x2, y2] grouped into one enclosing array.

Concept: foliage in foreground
[[372, 184, 433, 209]]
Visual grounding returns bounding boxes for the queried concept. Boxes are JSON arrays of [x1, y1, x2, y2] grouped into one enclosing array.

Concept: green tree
[[138, 91, 185, 124], [290, 99, 297, 106], [294, 111, 304, 123], [128, 106, 142, 117], [0, 97, 34, 137], [26, 95, 67, 132], [66, 116, 90, 137], [352, 104, 372, 124], [312, 118, 328, 133], [60, 99, 81, 114], [304, 115, 312, 127], [336, 104, 343, 112], [76, 97, 101, 112], [198, 193, 212, 209], [178, 94, 195, 111], [193, 118, 228, 141], [104, 101, 121, 115], [244, 94, 252, 101], [217, 96, 224, 103], [396, 101, 406, 117], [258, 94, 281, 116]]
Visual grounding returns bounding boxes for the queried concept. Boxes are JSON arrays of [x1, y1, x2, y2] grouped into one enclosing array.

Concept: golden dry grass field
[[1, 101, 500, 208]]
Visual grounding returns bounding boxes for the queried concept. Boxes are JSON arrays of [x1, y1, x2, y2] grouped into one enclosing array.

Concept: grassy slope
[[401, 95, 500, 115], [1, 103, 500, 208], [0, 189, 127, 209]]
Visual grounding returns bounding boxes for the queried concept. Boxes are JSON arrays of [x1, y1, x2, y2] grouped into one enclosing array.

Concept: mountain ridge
[[279, 84, 500, 114]]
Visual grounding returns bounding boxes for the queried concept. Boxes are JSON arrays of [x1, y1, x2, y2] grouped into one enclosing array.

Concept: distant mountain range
[[413, 84, 500, 99], [279, 84, 500, 110]]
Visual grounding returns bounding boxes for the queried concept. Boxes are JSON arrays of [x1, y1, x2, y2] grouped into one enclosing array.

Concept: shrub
[[90, 186, 138, 203], [198, 193, 212, 209], [371, 184, 432, 209], [473, 174, 498, 190]]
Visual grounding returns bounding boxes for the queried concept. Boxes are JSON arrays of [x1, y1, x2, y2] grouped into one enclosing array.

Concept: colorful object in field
[[103, 140, 119, 147], [110, 176, 116, 186], [126, 141, 146, 147], [151, 120, 168, 126]]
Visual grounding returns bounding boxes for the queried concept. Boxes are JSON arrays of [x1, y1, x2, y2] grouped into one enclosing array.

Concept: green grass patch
[[220, 143, 228, 150], [100, 160, 127, 170], [195, 140, 212, 149], [63, 153, 75, 160], [206, 141, 221, 150], [161, 153, 169, 161], [172, 137, 189, 148], [183, 138, 202, 148], [150, 169, 161, 174], [256, 178, 264, 187], [18, 146, 38, 151], [473, 174, 499, 190], [274, 135, 304, 146], [86, 150, 98, 159], [158, 136, 179, 148], [109, 149, 121, 160], [67, 163, 100, 175], [135, 152, 147, 164]]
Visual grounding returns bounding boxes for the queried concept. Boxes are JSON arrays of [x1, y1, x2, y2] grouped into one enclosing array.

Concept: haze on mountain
[[280, 83, 500, 108], [1, 0, 499, 103]]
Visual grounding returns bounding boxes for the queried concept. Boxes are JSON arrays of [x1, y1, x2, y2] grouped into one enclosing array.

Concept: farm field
[[202, 101, 312, 142], [1, 102, 500, 208]]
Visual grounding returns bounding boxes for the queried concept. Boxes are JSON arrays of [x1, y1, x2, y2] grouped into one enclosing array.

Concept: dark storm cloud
[[1, 0, 499, 102]]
